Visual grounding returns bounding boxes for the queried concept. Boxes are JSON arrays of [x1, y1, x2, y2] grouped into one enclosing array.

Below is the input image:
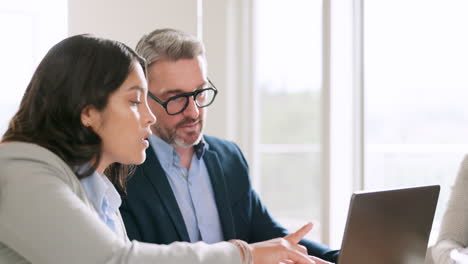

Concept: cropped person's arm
[[0, 157, 241, 264], [432, 156, 468, 264]]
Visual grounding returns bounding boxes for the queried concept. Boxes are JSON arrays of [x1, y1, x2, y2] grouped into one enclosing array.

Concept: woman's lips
[[141, 138, 149, 148]]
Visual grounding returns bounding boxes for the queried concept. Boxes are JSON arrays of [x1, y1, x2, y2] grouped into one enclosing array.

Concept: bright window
[[364, 0, 468, 244], [0, 0, 67, 134], [254, 0, 323, 241]]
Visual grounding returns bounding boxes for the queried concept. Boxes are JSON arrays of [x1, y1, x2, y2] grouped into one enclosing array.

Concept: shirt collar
[[149, 135, 208, 166], [80, 169, 121, 215], [193, 140, 206, 159]]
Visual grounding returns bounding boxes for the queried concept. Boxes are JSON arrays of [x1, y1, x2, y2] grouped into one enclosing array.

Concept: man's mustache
[[176, 118, 202, 128]]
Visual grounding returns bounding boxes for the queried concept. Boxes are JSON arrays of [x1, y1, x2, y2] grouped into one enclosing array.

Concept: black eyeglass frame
[[147, 78, 218, 116]]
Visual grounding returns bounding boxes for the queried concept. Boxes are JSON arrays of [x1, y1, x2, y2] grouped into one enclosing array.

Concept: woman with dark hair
[[0, 35, 323, 264]]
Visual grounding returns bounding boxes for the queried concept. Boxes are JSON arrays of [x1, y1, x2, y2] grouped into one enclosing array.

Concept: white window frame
[[202, 0, 363, 247]]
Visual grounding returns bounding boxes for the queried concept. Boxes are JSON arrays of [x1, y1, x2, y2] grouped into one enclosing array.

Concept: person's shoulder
[[459, 155, 468, 172], [452, 155, 468, 185], [203, 135, 237, 147], [0, 141, 63, 163], [0, 141, 73, 180], [203, 135, 233, 145], [203, 135, 241, 152]]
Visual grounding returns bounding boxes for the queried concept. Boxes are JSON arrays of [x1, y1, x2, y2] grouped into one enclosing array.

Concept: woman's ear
[[81, 105, 100, 131]]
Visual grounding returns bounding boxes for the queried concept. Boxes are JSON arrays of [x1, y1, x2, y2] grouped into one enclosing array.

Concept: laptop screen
[[338, 185, 440, 264]]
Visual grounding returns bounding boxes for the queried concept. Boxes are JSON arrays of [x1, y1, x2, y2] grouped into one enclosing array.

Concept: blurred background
[[1, 0, 468, 248]]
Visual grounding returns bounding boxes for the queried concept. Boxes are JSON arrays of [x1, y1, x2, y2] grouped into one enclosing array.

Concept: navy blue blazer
[[120, 136, 339, 262]]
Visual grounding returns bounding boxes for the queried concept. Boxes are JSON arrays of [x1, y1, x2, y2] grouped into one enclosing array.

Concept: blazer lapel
[[203, 150, 237, 240], [142, 145, 191, 242]]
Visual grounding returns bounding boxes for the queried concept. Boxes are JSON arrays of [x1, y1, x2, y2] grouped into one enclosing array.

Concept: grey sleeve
[[0, 153, 241, 264], [431, 155, 468, 264]]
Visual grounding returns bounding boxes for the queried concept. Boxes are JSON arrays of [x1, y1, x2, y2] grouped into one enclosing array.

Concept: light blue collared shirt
[[149, 135, 224, 243], [80, 169, 122, 233]]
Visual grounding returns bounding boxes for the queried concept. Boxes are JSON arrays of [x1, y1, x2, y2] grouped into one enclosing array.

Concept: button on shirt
[[80, 170, 122, 233], [149, 135, 224, 243]]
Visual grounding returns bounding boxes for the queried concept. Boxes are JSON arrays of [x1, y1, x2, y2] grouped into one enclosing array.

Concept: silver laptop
[[338, 185, 440, 264]]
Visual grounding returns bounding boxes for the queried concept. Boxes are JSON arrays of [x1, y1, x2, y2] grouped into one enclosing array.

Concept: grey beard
[[174, 133, 202, 148], [154, 122, 203, 148]]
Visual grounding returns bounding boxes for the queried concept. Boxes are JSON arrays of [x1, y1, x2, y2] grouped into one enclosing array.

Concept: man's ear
[[81, 105, 100, 131]]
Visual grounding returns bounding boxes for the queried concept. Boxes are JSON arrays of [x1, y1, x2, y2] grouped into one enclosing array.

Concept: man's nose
[[182, 96, 199, 118]]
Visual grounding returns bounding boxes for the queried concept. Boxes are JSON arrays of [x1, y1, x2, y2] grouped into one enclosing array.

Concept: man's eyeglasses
[[147, 79, 218, 115]]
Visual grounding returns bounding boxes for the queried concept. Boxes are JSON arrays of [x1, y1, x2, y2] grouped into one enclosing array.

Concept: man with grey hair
[[119, 28, 339, 263]]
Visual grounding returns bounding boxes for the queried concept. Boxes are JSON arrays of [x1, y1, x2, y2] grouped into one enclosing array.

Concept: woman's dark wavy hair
[[2, 34, 146, 192]]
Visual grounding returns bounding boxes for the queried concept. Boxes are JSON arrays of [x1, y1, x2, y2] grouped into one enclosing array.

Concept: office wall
[[68, 0, 249, 156], [68, 0, 198, 47]]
